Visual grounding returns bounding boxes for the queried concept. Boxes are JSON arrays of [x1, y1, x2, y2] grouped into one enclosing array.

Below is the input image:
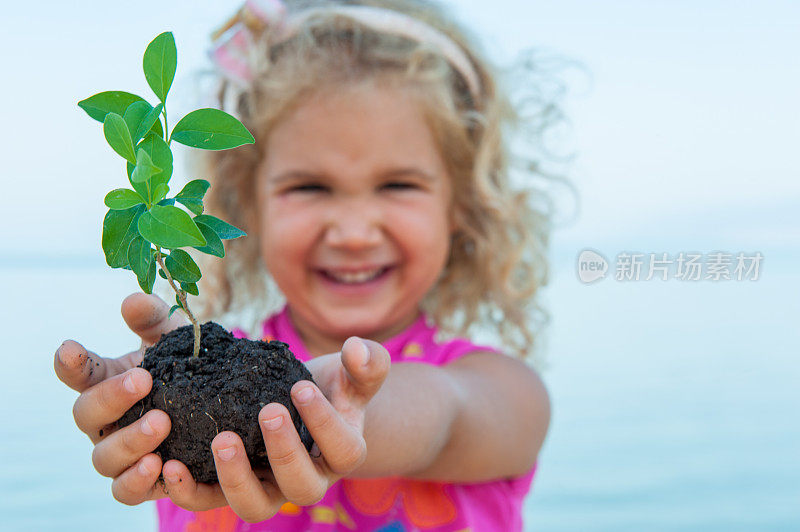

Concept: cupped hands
[[54, 293, 390, 523]]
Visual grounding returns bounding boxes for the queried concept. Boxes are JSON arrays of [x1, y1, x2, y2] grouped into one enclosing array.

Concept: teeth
[[326, 268, 384, 284]]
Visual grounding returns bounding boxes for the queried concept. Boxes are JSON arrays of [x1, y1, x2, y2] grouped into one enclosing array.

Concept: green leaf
[[127, 167, 148, 202], [180, 281, 199, 296], [176, 179, 209, 199], [158, 198, 175, 206], [171, 109, 255, 150], [158, 268, 167, 279], [123, 101, 164, 144], [143, 32, 177, 103], [101, 205, 145, 268], [138, 102, 164, 141], [138, 258, 157, 294], [193, 220, 225, 257], [168, 304, 182, 317], [137, 205, 206, 248], [193, 214, 246, 240], [127, 236, 152, 280], [78, 91, 146, 122], [128, 134, 173, 191], [123, 101, 150, 144], [104, 188, 145, 210], [165, 249, 201, 283], [103, 113, 136, 164], [176, 197, 203, 215], [131, 149, 161, 185], [152, 183, 169, 204], [175, 179, 209, 215]]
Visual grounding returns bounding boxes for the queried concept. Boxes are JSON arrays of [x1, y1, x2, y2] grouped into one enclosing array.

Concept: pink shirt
[[157, 308, 536, 531]]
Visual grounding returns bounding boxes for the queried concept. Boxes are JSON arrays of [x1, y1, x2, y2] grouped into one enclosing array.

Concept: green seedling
[[79, 32, 254, 358]]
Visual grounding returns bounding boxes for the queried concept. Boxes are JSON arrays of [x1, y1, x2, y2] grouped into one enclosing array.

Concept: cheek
[[259, 198, 320, 274], [388, 200, 452, 272]]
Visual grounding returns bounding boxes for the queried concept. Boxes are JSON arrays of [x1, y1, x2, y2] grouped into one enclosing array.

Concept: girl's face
[[256, 85, 453, 355]]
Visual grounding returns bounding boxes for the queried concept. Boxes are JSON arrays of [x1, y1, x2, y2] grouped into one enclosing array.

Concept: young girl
[[56, 0, 554, 529]]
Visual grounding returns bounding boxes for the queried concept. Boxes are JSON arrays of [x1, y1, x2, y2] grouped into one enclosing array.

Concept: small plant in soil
[[79, 32, 314, 483]]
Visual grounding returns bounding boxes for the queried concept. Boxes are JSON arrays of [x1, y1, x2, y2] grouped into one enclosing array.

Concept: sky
[[0, 0, 798, 261]]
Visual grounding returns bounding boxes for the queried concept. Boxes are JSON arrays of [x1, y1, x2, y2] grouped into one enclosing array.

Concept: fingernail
[[138, 460, 152, 476], [164, 472, 179, 483], [295, 386, 313, 405], [141, 416, 155, 436], [262, 415, 283, 431], [358, 338, 370, 367], [123, 373, 138, 394], [216, 446, 236, 461]]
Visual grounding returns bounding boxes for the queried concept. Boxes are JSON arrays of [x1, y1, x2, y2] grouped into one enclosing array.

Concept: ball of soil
[[118, 321, 315, 484]]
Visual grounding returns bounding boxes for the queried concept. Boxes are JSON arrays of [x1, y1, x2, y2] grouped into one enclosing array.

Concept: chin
[[316, 306, 401, 340], [322, 312, 387, 338]]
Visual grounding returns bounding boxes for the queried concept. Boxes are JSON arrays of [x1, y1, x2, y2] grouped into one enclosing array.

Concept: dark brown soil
[[118, 321, 315, 484]]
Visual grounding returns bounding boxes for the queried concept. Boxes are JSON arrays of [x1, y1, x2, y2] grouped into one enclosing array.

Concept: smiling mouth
[[318, 266, 392, 284]]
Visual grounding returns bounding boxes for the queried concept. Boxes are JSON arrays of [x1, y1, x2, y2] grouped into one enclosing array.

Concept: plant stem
[[163, 107, 170, 146], [155, 248, 201, 358]]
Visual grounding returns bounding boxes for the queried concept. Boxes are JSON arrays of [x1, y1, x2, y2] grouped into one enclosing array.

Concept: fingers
[[211, 432, 286, 523], [55, 292, 185, 394], [111, 454, 166, 505], [288, 382, 367, 476], [55, 340, 140, 393], [73, 368, 152, 441], [92, 409, 171, 478], [121, 293, 188, 347], [162, 460, 229, 512], [340, 337, 391, 402], [259, 402, 330, 505]]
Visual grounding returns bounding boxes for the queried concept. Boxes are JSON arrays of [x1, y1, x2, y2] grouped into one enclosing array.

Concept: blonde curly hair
[[189, 0, 570, 363]]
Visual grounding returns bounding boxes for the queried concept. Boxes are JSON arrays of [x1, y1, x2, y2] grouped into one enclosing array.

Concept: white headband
[[210, 0, 481, 100]]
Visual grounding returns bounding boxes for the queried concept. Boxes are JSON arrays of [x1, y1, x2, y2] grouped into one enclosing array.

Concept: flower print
[[185, 507, 238, 532], [401, 342, 424, 358], [278, 501, 302, 516], [342, 478, 458, 529]]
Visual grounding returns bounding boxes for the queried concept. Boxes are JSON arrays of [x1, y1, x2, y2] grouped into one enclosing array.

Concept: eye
[[288, 183, 327, 193], [381, 181, 418, 191]]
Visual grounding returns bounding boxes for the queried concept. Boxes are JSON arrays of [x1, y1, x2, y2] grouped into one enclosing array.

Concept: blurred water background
[[1, 0, 798, 530]]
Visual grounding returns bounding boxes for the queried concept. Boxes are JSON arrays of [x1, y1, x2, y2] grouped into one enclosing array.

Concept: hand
[[160, 337, 391, 523], [54, 293, 186, 504]]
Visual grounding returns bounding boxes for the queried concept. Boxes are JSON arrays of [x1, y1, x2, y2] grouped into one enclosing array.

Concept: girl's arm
[[353, 352, 550, 481]]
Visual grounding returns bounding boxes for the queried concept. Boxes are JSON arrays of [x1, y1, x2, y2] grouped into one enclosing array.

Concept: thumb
[[341, 337, 390, 400], [122, 292, 188, 347]]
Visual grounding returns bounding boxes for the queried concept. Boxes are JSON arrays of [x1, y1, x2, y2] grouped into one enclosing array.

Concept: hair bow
[[209, 0, 288, 86]]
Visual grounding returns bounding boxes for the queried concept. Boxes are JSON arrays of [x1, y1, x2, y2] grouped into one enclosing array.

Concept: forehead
[[260, 84, 448, 178]]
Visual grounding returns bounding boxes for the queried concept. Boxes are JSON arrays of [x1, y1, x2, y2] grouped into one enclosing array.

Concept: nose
[[324, 197, 383, 250]]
